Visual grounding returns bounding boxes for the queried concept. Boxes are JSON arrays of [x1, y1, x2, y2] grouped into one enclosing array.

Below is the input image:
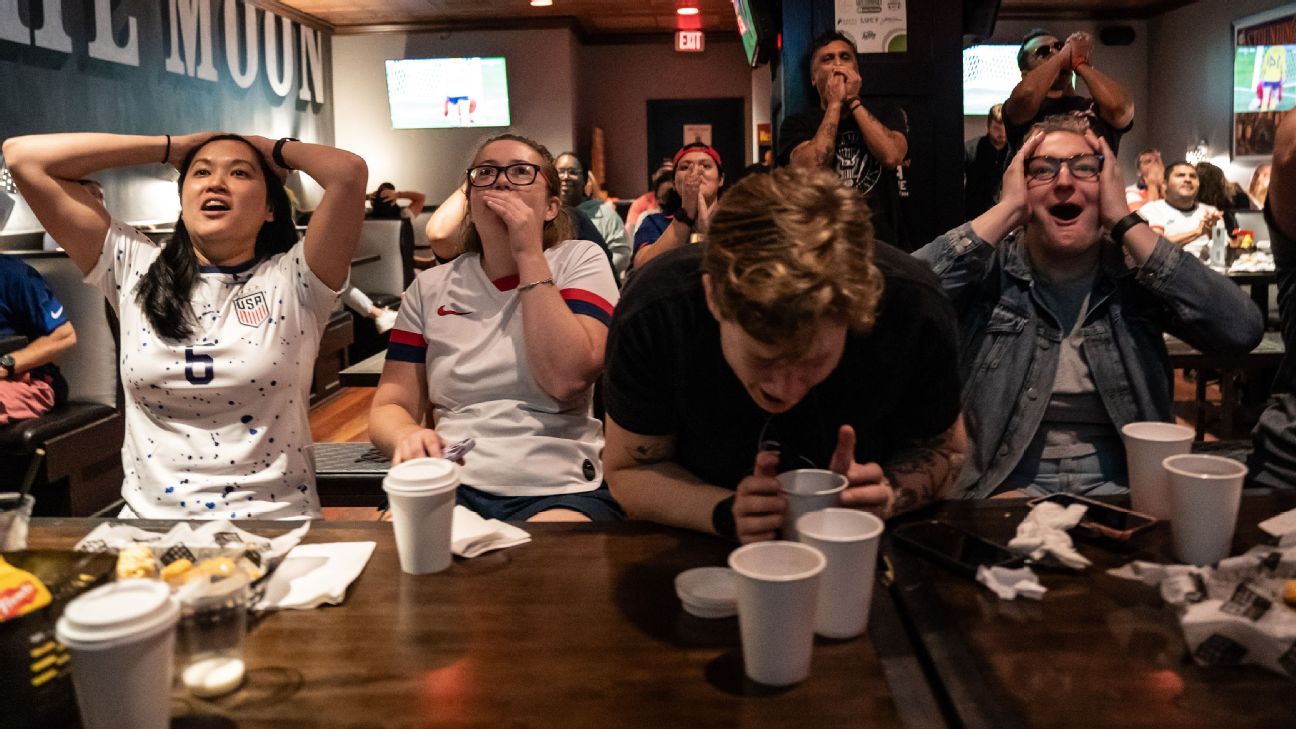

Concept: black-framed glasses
[[466, 163, 540, 187], [1032, 40, 1065, 59], [1025, 153, 1104, 182]]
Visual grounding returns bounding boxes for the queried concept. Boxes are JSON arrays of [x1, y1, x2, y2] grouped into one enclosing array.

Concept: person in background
[[1248, 110, 1296, 489], [4, 131, 367, 519], [0, 256, 76, 424], [369, 133, 621, 522], [556, 152, 630, 281], [1124, 149, 1165, 212], [964, 103, 1010, 219], [42, 179, 103, 251], [368, 182, 425, 220], [1195, 161, 1247, 234], [778, 31, 908, 249], [604, 166, 965, 543], [625, 159, 673, 235], [628, 168, 675, 240], [1003, 28, 1135, 155], [1137, 161, 1223, 259], [632, 142, 724, 270], [1249, 163, 1272, 210], [914, 118, 1261, 498]]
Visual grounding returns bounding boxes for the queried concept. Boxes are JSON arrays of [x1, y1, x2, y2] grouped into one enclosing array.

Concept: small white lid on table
[[675, 567, 737, 619]]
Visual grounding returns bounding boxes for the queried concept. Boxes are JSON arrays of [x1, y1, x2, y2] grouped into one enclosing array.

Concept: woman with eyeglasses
[[914, 116, 1262, 499], [368, 133, 622, 522]]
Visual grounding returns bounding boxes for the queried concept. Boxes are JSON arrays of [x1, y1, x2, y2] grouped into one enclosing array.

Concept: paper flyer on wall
[[835, 0, 907, 54]]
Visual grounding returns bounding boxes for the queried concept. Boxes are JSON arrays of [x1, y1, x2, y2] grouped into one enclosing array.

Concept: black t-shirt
[[777, 103, 907, 249], [603, 244, 962, 491], [964, 135, 1010, 219], [1249, 202, 1296, 488], [1005, 94, 1132, 156]]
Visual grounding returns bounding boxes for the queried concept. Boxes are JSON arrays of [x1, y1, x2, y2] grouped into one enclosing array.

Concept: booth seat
[[0, 252, 123, 516]]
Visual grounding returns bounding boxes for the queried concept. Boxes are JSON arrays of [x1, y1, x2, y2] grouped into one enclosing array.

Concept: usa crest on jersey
[[234, 291, 270, 328]]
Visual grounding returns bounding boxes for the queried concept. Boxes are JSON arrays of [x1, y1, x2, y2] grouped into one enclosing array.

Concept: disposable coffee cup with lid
[[384, 457, 461, 575], [57, 578, 179, 648]]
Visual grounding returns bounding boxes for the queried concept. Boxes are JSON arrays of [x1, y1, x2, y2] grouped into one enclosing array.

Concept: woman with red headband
[[632, 143, 724, 270]]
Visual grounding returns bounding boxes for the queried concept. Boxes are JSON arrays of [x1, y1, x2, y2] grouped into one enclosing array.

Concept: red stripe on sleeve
[[388, 328, 427, 347], [560, 288, 614, 317]]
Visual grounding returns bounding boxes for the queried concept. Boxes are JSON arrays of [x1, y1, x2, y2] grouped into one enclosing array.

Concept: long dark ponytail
[[136, 134, 297, 342]]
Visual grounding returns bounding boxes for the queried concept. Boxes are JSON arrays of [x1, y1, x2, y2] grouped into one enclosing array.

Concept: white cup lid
[[383, 457, 459, 494], [675, 567, 737, 612], [57, 579, 178, 644]]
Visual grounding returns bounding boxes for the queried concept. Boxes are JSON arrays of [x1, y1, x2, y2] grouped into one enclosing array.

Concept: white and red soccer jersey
[[1138, 200, 1222, 260], [88, 221, 342, 519], [387, 239, 618, 497]]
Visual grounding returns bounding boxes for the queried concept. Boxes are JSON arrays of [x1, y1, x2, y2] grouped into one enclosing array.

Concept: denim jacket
[[914, 224, 1264, 498]]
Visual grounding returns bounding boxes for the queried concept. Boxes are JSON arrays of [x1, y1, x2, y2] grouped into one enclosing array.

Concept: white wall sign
[[835, 0, 907, 54]]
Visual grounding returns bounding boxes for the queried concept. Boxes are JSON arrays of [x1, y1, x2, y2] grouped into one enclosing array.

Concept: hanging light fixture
[[677, 2, 699, 16], [530, 0, 553, 7]]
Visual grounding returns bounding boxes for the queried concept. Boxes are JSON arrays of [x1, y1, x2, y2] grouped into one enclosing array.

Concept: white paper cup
[[1121, 421, 1195, 520], [777, 469, 847, 540], [55, 579, 180, 729], [383, 457, 460, 574], [1162, 454, 1247, 566], [796, 509, 884, 640], [728, 541, 826, 686]]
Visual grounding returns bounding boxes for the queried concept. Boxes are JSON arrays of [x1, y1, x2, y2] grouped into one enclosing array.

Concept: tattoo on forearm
[[884, 432, 966, 515], [815, 122, 839, 167], [628, 441, 671, 466]]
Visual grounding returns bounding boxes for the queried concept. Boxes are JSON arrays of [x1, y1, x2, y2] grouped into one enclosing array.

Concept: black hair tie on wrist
[[273, 137, 299, 170], [712, 495, 737, 540], [674, 206, 695, 229], [162, 134, 171, 164]]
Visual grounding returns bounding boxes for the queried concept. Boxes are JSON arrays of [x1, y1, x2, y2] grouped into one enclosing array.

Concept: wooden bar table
[[885, 492, 1296, 729], [29, 519, 940, 729]]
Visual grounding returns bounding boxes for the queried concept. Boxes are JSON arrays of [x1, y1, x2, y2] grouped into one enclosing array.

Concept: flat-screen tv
[[732, 0, 777, 68], [385, 57, 510, 129], [1233, 44, 1296, 156], [963, 44, 1019, 115]]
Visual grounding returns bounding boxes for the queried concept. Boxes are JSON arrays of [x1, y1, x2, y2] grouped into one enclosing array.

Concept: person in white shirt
[[1136, 161, 1222, 260], [4, 131, 367, 519], [369, 133, 621, 522]]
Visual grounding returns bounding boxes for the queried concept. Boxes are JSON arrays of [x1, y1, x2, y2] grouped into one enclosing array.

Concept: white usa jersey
[[88, 221, 342, 519]]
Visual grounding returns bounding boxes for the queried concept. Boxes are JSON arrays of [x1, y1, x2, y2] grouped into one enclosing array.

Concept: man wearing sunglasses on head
[[914, 116, 1261, 499], [1003, 28, 1135, 156]]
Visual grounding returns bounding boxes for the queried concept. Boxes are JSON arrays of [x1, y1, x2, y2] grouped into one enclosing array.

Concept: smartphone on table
[[891, 520, 1024, 578], [1027, 492, 1157, 540]]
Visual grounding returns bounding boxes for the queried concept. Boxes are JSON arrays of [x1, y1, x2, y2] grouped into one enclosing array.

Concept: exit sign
[[675, 30, 705, 52]]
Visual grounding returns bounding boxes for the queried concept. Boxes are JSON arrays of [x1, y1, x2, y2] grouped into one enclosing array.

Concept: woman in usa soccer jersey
[[4, 132, 367, 519], [369, 134, 622, 521]]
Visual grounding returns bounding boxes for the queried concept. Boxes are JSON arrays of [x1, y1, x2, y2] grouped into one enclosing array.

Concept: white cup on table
[[796, 508, 884, 640], [728, 540, 826, 686], [1121, 421, 1195, 520], [383, 457, 460, 575], [1162, 454, 1248, 566], [55, 579, 180, 729], [777, 469, 847, 540]]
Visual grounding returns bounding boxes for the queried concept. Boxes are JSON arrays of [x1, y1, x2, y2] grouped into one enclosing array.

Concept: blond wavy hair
[[702, 167, 884, 347]]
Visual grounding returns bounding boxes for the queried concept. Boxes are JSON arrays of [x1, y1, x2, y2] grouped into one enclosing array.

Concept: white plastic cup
[[1121, 421, 1195, 519], [1162, 454, 1248, 565], [777, 469, 847, 540], [383, 457, 460, 574], [796, 509, 884, 639], [728, 541, 826, 686], [55, 579, 180, 729]]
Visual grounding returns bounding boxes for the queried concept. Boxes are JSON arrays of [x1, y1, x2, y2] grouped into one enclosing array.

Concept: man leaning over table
[[602, 166, 966, 544], [1249, 110, 1296, 489], [914, 116, 1262, 499]]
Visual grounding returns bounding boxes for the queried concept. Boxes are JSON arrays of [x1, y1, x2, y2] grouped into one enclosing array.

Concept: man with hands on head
[[1003, 28, 1135, 156], [778, 31, 909, 249], [604, 166, 966, 543], [914, 117, 1261, 499]]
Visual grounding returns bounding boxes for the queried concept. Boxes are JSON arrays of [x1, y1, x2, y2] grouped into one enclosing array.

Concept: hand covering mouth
[[1049, 203, 1083, 221]]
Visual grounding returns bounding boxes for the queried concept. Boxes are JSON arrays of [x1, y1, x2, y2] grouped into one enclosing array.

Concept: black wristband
[[273, 137, 299, 170], [712, 495, 737, 540], [1110, 211, 1146, 245], [845, 96, 862, 114], [162, 134, 171, 164], [673, 207, 695, 229]]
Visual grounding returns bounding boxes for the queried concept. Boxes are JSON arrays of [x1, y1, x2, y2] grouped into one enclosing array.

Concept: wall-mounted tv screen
[[385, 57, 510, 129], [1234, 44, 1295, 156], [732, 0, 776, 68], [963, 44, 1020, 115]]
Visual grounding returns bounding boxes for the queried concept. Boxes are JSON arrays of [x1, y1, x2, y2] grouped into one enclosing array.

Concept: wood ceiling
[[267, 0, 1202, 35]]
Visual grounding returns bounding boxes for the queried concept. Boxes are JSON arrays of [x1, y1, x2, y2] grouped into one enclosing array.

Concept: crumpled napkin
[[1008, 501, 1092, 569], [75, 519, 308, 563], [255, 541, 375, 611], [452, 505, 530, 558], [977, 565, 1047, 600]]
